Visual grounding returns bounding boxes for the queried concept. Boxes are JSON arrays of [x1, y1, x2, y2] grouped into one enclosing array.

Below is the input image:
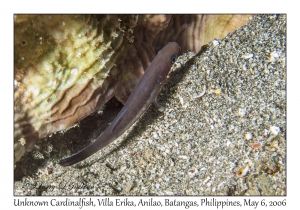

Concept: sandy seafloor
[[14, 14, 286, 196]]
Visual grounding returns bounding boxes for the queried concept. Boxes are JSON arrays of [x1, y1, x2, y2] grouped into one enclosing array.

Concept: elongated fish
[[59, 42, 180, 166]]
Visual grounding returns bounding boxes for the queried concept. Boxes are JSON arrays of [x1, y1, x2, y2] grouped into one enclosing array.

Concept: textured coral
[[14, 15, 136, 162], [14, 14, 251, 163]]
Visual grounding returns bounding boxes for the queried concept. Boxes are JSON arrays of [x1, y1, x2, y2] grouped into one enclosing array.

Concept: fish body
[[59, 42, 180, 166]]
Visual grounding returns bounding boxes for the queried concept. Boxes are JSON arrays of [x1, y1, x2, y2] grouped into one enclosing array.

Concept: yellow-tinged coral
[[14, 15, 137, 162]]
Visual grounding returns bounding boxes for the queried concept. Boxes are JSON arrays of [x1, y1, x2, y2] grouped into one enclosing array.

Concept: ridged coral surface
[[14, 14, 135, 162], [14, 14, 251, 163]]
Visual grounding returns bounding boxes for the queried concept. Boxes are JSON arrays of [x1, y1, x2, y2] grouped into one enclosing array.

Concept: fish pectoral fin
[[111, 118, 122, 132], [111, 107, 126, 132]]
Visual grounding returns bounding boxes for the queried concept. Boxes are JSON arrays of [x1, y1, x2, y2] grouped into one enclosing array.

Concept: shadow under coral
[[14, 48, 202, 181]]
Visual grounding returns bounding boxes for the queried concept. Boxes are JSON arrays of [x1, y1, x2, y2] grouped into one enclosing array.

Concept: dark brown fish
[[59, 42, 180, 166]]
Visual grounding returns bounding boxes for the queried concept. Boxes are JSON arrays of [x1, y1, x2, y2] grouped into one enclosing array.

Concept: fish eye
[[171, 55, 177, 63]]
